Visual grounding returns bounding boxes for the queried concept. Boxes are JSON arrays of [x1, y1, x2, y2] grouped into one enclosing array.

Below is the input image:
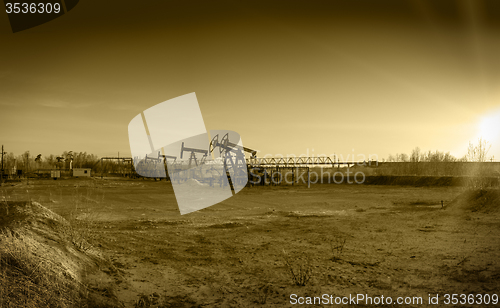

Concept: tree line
[[1, 151, 99, 173], [379, 138, 497, 183], [385, 138, 493, 163]]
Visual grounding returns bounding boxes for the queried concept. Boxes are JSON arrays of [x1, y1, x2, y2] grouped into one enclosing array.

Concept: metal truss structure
[[99, 157, 134, 178], [247, 157, 377, 167]]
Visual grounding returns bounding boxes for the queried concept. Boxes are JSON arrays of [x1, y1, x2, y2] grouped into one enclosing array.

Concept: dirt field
[[1, 178, 499, 307]]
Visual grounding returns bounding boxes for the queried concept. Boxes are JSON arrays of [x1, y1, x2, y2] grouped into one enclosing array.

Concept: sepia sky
[[1, 0, 499, 161]]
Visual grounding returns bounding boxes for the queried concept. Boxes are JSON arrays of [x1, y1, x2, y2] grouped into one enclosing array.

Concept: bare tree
[[465, 138, 492, 189], [466, 137, 491, 163], [399, 153, 409, 162], [410, 147, 421, 162]]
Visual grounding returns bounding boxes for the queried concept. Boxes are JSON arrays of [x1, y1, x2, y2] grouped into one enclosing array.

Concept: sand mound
[[0, 201, 102, 281], [445, 189, 500, 213], [0, 201, 120, 307]]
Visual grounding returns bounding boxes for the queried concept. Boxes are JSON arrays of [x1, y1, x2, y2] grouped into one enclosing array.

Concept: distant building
[[73, 168, 91, 177], [51, 170, 60, 179]]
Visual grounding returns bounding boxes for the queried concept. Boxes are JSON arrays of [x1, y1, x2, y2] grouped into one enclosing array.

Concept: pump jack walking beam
[[180, 142, 208, 167], [209, 133, 257, 158]]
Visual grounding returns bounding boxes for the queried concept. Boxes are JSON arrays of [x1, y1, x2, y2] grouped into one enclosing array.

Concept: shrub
[[281, 249, 312, 286]]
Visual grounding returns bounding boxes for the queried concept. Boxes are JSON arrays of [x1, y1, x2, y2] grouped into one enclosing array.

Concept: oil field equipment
[[209, 133, 258, 191], [209, 133, 257, 159], [180, 142, 208, 167], [99, 156, 134, 178]]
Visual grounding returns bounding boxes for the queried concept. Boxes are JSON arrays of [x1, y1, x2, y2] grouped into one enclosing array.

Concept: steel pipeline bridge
[[246, 157, 377, 167], [95, 155, 377, 177]]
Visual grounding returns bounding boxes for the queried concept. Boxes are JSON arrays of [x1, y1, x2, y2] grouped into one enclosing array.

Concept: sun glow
[[475, 109, 500, 161], [478, 109, 500, 143]]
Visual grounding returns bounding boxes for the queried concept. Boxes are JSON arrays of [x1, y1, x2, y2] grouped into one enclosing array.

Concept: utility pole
[[1, 145, 5, 184], [26, 152, 29, 185]]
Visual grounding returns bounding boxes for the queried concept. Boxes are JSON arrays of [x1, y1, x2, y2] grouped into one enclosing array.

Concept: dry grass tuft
[[281, 249, 312, 286], [328, 234, 347, 261]]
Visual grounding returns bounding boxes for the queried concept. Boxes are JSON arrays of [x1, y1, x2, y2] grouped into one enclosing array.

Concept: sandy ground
[[2, 178, 499, 307]]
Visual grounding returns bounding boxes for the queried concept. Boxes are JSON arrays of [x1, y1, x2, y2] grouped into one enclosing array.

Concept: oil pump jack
[[154, 151, 177, 163], [209, 133, 257, 159], [145, 151, 176, 163], [180, 142, 208, 167], [209, 133, 258, 188], [140, 151, 176, 180]]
